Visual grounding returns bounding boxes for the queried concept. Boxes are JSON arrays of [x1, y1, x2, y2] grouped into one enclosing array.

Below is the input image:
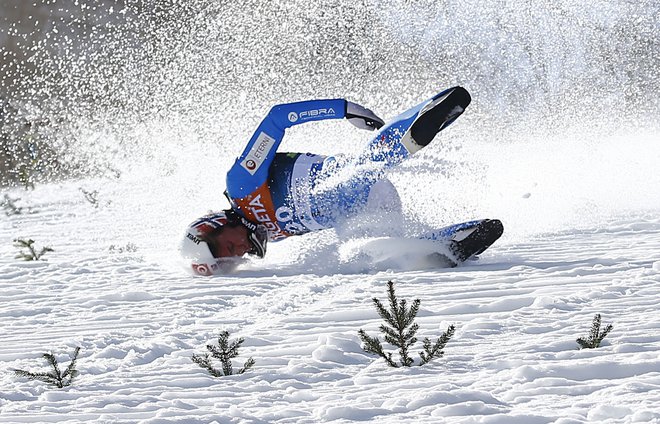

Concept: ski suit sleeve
[[226, 99, 347, 198]]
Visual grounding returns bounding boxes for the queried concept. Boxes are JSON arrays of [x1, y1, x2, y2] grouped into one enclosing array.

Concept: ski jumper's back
[[225, 87, 471, 242], [225, 99, 346, 241]]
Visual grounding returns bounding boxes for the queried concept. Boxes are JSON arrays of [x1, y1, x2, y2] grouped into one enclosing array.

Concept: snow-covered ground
[[2, 0, 658, 421], [1, 127, 659, 423]]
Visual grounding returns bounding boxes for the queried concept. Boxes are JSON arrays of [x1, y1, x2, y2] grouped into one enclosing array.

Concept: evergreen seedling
[[358, 280, 455, 367], [2, 194, 23, 216], [80, 188, 99, 208], [577, 313, 613, 349], [13, 238, 54, 261], [192, 331, 255, 377], [18, 163, 36, 190], [13, 347, 81, 388], [108, 243, 138, 254]]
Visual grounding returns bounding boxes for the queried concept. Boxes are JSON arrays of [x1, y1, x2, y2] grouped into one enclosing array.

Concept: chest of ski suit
[[225, 99, 351, 241]]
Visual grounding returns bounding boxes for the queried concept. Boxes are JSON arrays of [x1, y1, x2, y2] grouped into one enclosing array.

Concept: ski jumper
[[225, 87, 467, 242]]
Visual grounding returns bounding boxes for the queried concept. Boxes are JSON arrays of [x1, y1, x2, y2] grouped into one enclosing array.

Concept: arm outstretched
[[226, 99, 382, 198]]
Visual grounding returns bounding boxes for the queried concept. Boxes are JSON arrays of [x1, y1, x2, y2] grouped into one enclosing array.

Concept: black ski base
[[449, 219, 504, 264], [410, 86, 472, 147]]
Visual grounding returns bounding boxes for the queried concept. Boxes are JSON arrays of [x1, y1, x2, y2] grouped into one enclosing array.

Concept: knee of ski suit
[[365, 178, 402, 213]]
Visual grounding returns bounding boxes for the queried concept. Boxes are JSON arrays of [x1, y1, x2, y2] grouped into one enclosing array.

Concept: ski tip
[[450, 219, 504, 262], [453, 86, 471, 108], [434, 86, 471, 108], [410, 86, 473, 148], [485, 219, 504, 239]]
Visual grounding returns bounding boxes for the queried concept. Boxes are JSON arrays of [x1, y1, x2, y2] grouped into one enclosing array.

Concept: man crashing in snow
[[179, 86, 502, 275]]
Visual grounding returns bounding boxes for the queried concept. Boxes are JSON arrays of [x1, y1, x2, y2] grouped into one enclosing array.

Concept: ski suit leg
[[304, 131, 408, 228], [307, 86, 470, 228], [365, 178, 402, 213]]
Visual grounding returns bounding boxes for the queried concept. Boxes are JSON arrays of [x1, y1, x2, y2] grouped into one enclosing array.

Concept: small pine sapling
[[577, 313, 613, 349], [2, 194, 23, 216], [13, 238, 54, 261], [80, 188, 99, 208], [108, 243, 138, 254], [192, 331, 255, 377], [13, 347, 81, 388], [18, 163, 36, 191], [358, 280, 455, 367], [358, 280, 421, 367]]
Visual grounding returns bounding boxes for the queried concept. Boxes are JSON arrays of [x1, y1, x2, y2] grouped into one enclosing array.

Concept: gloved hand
[[346, 101, 385, 130]]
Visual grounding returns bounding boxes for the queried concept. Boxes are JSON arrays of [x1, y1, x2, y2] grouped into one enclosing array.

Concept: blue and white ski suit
[[225, 91, 453, 242]]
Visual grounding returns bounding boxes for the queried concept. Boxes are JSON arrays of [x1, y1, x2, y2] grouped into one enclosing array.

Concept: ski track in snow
[[1, 181, 660, 424]]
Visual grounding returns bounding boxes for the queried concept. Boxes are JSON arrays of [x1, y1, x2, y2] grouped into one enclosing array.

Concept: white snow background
[[1, 1, 660, 423]]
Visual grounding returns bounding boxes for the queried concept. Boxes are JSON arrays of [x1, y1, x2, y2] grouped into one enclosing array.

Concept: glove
[[346, 101, 385, 131]]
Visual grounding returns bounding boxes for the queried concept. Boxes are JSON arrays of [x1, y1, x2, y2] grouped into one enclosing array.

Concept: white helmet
[[179, 209, 267, 276]]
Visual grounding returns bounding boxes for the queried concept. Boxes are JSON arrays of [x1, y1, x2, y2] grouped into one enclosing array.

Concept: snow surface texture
[[2, 0, 660, 422], [1, 180, 660, 424]]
